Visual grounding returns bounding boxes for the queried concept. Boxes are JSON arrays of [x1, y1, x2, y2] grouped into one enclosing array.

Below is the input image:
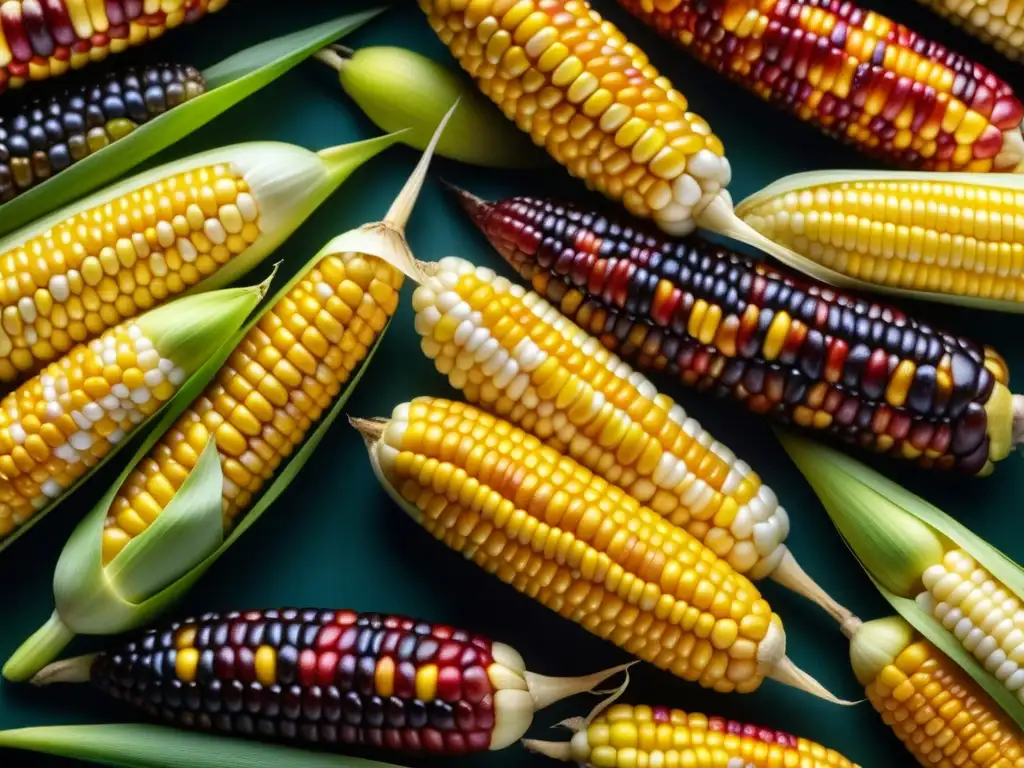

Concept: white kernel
[[204, 219, 227, 245], [53, 443, 78, 463], [83, 403, 103, 422], [100, 395, 120, 410], [130, 388, 151, 404], [42, 386, 57, 403], [985, 648, 1008, 672], [102, 349, 116, 365], [110, 409, 127, 422], [23, 327, 37, 345], [976, 635, 999, 659], [237, 193, 258, 222], [158, 359, 174, 374], [17, 297, 36, 323], [41, 478, 64, 499], [133, 337, 152, 352], [72, 411, 92, 430], [156, 221, 176, 248], [49, 275, 70, 302], [112, 384, 130, 398], [128, 324, 142, 340], [996, 660, 1019, 682], [178, 238, 198, 263], [953, 617, 974, 641], [132, 232, 151, 259], [168, 368, 186, 386], [108, 429, 125, 445], [128, 410, 145, 424], [45, 402, 62, 421], [316, 282, 333, 300], [144, 369, 164, 388], [7, 424, 25, 444], [964, 627, 987, 652], [149, 253, 168, 277], [69, 432, 94, 451], [1007, 669, 1024, 691]]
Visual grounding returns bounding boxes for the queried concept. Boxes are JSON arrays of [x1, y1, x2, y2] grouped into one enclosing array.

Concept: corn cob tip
[[349, 415, 388, 446], [770, 550, 858, 631], [848, 617, 914, 688], [313, 44, 356, 73], [29, 654, 96, 686], [522, 739, 572, 761], [524, 662, 634, 712], [441, 180, 491, 228], [769, 657, 857, 705]]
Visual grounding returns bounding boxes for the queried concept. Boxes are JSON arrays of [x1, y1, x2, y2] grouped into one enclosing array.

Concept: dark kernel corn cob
[[616, 0, 1024, 172], [0, 0, 228, 93], [52, 609, 623, 754], [526, 702, 859, 767], [0, 63, 206, 202], [456, 189, 1017, 475]]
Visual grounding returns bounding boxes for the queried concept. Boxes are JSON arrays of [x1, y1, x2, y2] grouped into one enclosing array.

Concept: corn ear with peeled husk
[[0, 130, 399, 385], [318, 44, 542, 169], [0, 11, 385, 236], [1, 108, 455, 684], [0, 723, 405, 768], [781, 431, 1024, 728], [736, 170, 1024, 313]]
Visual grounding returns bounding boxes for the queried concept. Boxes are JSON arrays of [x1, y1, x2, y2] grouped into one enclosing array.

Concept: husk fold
[[0, 11, 385, 237], [2, 108, 455, 684], [780, 430, 1024, 728]]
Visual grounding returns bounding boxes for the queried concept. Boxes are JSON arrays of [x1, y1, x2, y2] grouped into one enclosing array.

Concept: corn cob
[[0, 286, 262, 542], [356, 396, 843, 701], [453, 187, 1020, 476], [918, 0, 1024, 63], [525, 702, 859, 767], [736, 170, 1024, 312], [615, 0, 1024, 173], [852, 616, 1024, 767], [33, 608, 628, 754], [404, 253, 853, 627], [0, 0, 229, 94], [0, 136, 386, 385], [419, 0, 733, 236], [1, 63, 206, 203]]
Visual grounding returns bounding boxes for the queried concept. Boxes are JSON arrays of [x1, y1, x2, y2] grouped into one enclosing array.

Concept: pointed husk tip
[[525, 662, 634, 712], [769, 549, 857, 630], [440, 179, 492, 228], [349, 416, 387, 442], [30, 654, 97, 686], [768, 656, 859, 705]]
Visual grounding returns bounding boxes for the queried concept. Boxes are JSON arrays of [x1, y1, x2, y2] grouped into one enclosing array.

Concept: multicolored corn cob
[[1, 63, 206, 202], [0, 286, 262, 541], [0, 0, 229, 93], [525, 702, 859, 767], [34, 609, 627, 754], [99, 249, 402, 563], [918, 0, 1024, 63], [616, 0, 1024, 172], [852, 616, 1024, 767], [357, 397, 843, 701], [419, 0, 733, 236], [453, 188, 1019, 476]]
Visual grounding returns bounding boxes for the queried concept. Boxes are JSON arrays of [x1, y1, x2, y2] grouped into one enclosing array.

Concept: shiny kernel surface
[[618, 0, 1024, 172], [375, 396, 779, 694], [0, 163, 260, 383], [867, 637, 1024, 767], [0, 321, 185, 541], [90, 609, 501, 754], [419, 0, 732, 236], [569, 702, 858, 767], [918, 0, 1024, 63], [0, 0, 230, 94], [468, 192, 1010, 476], [412, 255, 789, 579], [100, 253, 402, 565]]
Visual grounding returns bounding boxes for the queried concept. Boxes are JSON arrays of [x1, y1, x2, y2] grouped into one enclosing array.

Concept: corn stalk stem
[[313, 46, 353, 74], [768, 657, 857, 705], [769, 550, 858, 633], [2, 612, 75, 683], [524, 662, 632, 712]]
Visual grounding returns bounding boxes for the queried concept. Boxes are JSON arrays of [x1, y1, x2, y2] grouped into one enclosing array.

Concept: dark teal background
[[1, 2, 1023, 766]]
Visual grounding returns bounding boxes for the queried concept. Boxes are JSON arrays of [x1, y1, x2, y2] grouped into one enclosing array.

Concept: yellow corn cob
[[357, 396, 842, 701], [419, 0, 733, 236], [735, 171, 1024, 310], [525, 702, 860, 768], [852, 616, 1024, 767], [406, 255, 852, 625], [0, 286, 263, 542], [919, 0, 1024, 63], [100, 252, 402, 563]]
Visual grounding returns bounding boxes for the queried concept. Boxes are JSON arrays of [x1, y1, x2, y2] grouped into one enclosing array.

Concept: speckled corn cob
[[919, 0, 1024, 63], [419, 0, 733, 236], [1, 63, 206, 202], [100, 251, 402, 564], [37, 608, 627, 754], [455, 189, 1017, 476], [617, 0, 1024, 172], [525, 702, 859, 768], [359, 397, 844, 700], [736, 174, 1024, 306], [0, 0, 229, 93], [852, 617, 1024, 767]]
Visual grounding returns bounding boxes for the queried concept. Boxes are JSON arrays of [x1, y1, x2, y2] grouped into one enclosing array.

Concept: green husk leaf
[[733, 170, 1024, 313], [0, 724, 407, 768], [779, 430, 1024, 728], [0, 10, 384, 237]]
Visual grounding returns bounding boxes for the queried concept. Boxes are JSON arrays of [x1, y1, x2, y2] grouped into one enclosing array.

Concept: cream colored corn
[[419, 0, 733, 236], [0, 164, 260, 382], [919, 0, 1024, 62], [0, 321, 185, 539], [411, 257, 789, 581], [365, 396, 787, 695], [100, 253, 402, 564], [526, 702, 859, 768], [852, 617, 1024, 768], [736, 176, 1024, 302]]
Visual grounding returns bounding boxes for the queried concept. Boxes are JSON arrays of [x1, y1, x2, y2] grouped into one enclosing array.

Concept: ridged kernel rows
[[101, 253, 402, 563], [918, 0, 1024, 63]]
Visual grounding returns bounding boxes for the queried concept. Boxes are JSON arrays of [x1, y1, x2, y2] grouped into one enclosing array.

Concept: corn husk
[[0, 724, 405, 768], [1, 107, 456, 684], [319, 44, 543, 169], [0, 11, 385, 237], [780, 431, 1024, 728], [733, 169, 1024, 313]]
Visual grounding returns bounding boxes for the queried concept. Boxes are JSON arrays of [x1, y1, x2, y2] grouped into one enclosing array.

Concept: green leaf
[[105, 437, 226, 604], [0, 724, 407, 768], [0, 10, 384, 237]]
